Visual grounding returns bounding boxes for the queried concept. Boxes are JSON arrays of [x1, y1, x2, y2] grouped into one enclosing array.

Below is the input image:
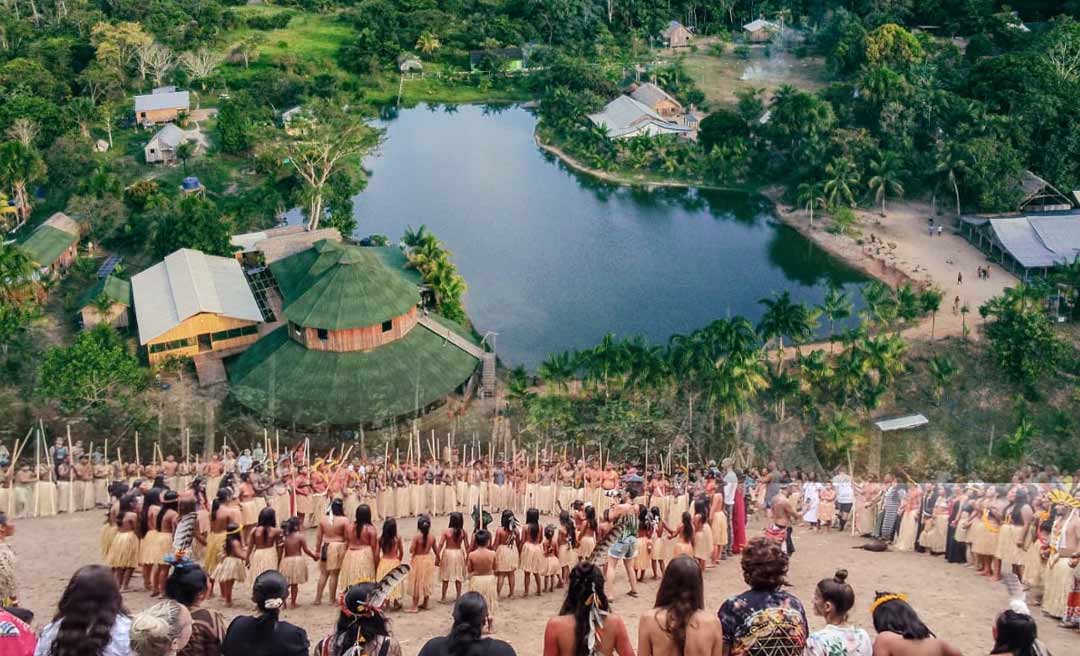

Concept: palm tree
[[0, 243, 34, 302], [895, 284, 921, 333], [91, 292, 115, 324], [927, 355, 957, 402], [582, 333, 627, 399], [867, 151, 906, 217], [0, 141, 46, 219], [960, 303, 970, 339], [538, 351, 576, 393], [796, 180, 826, 227], [767, 368, 799, 421], [403, 224, 430, 247], [814, 410, 860, 469], [1051, 255, 1080, 320], [507, 365, 534, 410], [861, 281, 898, 331], [819, 283, 852, 352], [823, 157, 859, 208], [416, 32, 441, 57], [919, 288, 944, 340], [757, 292, 813, 372], [935, 141, 967, 217]]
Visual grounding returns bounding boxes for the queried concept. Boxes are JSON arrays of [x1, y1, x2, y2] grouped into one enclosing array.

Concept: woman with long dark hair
[[690, 499, 712, 572], [577, 506, 598, 561], [213, 525, 247, 607], [668, 512, 694, 561], [494, 510, 520, 599], [107, 494, 141, 590], [542, 563, 632, 656], [439, 512, 469, 602], [638, 555, 721, 656], [418, 593, 515, 656], [341, 505, 379, 587], [249, 507, 281, 584], [139, 489, 165, 593], [221, 571, 308, 656], [990, 610, 1049, 656], [164, 564, 226, 656], [36, 565, 131, 656], [407, 515, 436, 612], [557, 511, 577, 582], [869, 592, 959, 656], [315, 583, 401, 656], [376, 518, 404, 611], [520, 508, 545, 597]]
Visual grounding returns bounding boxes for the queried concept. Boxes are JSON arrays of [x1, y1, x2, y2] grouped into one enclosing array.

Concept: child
[[467, 529, 498, 632], [556, 511, 577, 585], [406, 515, 436, 612], [212, 523, 247, 607], [649, 507, 669, 575], [634, 505, 653, 582], [805, 569, 871, 656], [280, 517, 317, 608], [819, 483, 838, 531], [519, 508, 545, 597], [542, 525, 560, 592], [669, 511, 696, 561], [439, 512, 469, 602], [494, 510, 519, 599], [376, 518, 404, 611]]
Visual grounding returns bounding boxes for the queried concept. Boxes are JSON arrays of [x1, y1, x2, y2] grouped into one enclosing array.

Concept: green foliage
[[980, 287, 1062, 390], [152, 195, 232, 258], [36, 324, 147, 424], [215, 94, 256, 155]]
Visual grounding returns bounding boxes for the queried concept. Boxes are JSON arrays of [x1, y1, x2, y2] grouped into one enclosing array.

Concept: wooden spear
[[66, 424, 75, 511]]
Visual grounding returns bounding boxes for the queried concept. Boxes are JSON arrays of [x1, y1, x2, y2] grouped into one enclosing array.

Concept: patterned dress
[[718, 588, 808, 656], [804, 624, 872, 656]]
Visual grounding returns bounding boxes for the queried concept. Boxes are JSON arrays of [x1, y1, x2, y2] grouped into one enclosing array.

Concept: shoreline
[[534, 131, 916, 290]]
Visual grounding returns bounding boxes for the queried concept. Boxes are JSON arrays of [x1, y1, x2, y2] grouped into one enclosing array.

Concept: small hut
[[661, 21, 693, 48], [19, 212, 80, 285], [398, 55, 423, 74], [77, 275, 132, 329], [743, 19, 781, 43], [1017, 170, 1074, 213]]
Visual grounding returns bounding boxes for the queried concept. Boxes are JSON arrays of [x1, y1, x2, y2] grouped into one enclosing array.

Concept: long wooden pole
[[135, 431, 141, 468], [66, 424, 75, 511]]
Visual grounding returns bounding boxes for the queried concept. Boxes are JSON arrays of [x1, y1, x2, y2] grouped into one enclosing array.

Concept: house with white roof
[[144, 124, 201, 164], [133, 88, 191, 127], [132, 248, 264, 365], [743, 19, 781, 42], [587, 95, 692, 139]]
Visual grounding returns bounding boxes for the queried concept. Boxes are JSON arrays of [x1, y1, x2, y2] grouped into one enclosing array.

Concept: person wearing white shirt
[[35, 565, 133, 656], [722, 458, 738, 556], [833, 468, 855, 531]]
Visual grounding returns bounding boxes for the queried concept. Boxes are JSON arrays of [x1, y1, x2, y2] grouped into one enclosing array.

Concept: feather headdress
[[587, 513, 636, 566], [1047, 489, 1080, 509], [163, 513, 198, 566], [338, 564, 410, 656]]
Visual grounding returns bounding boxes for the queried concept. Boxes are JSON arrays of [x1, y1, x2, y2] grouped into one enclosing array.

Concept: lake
[[350, 104, 866, 368]]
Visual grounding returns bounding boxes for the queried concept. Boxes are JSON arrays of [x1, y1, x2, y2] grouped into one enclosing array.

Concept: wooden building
[[229, 240, 482, 426], [1017, 170, 1074, 213], [230, 225, 342, 267], [133, 89, 190, 127], [743, 19, 781, 43], [77, 275, 132, 329], [20, 212, 80, 285], [629, 82, 684, 119], [661, 21, 693, 48], [132, 248, 264, 365]]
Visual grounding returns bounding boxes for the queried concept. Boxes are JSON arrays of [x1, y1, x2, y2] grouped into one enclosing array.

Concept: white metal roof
[[743, 19, 780, 32], [134, 91, 190, 113], [132, 248, 262, 344], [587, 95, 691, 138], [150, 124, 186, 148], [988, 214, 1080, 268], [874, 414, 929, 432]]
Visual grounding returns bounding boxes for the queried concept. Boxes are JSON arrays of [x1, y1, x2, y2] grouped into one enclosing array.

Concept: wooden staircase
[[480, 352, 496, 399], [417, 314, 485, 359]]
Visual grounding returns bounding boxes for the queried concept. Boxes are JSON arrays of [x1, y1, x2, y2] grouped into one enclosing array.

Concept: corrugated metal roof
[[630, 83, 681, 111], [132, 248, 263, 344], [744, 19, 780, 32], [150, 124, 186, 148], [19, 225, 77, 267], [134, 91, 190, 113], [587, 95, 691, 138], [874, 414, 929, 432], [988, 214, 1080, 268]]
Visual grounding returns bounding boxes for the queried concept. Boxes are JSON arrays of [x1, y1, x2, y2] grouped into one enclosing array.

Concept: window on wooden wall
[[381, 320, 393, 333], [317, 328, 329, 341]]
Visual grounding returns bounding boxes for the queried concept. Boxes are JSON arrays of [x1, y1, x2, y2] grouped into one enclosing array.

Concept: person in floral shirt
[[804, 569, 871, 656], [717, 537, 808, 656]]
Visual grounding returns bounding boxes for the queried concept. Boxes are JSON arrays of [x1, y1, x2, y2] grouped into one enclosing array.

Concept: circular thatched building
[[228, 240, 482, 426]]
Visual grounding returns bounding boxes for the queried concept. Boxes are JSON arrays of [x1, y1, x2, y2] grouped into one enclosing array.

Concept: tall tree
[[0, 141, 45, 219], [867, 151, 906, 216], [824, 157, 859, 208]]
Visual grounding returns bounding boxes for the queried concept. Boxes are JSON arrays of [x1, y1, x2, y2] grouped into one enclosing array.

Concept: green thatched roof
[[270, 240, 420, 330], [77, 275, 132, 309], [20, 225, 77, 267], [228, 322, 480, 426]]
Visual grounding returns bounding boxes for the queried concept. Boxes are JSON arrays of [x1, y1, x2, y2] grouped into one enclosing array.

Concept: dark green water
[[351, 104, 866, 368]]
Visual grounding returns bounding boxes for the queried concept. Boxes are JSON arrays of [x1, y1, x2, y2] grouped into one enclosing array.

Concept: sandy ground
[[680, 39, 828, 106], [11, 510, 1077, 655]]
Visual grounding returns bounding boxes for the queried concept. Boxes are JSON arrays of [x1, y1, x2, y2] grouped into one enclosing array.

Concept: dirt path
[[12, 510, 1076, 655]]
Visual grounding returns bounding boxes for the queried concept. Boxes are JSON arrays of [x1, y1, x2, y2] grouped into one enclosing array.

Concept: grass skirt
[[396, 488, 411, 516], [818, 501, 836, 524], [970, 519, 1000, 556], [249, 546, 279, 584], [376, 558, 403, 601], [577, 535, 596, 560], [919, 517, 948, 553], [546, 554, 561, 576], [996, 524, 1025, 568], [692, 528, 713, 560], [106, 531, 140, 569], [240, 498, 264, 526], [203, 531, 227, 575], [440, 547, 466, 582], [340, 546, 376, 585], [139, 529, 171, 565], [710, 511, 728, 547], [520, 542, 546, 574], [324, 542, 347, 571], [1043, 557, 1073, 618], [100, 523, 118, 560], [280, 554, 309, 586], [212, 555, 246, 584], [296, 493, 313, 515], [558, 542, 577, 568], [469, 574, 498, 616], [894, 510, 919, 552], [495, 544, 519, 573], [407, 552, 435, 600], [634, 537, 652, 571], [1023, 543, 1045, 590]]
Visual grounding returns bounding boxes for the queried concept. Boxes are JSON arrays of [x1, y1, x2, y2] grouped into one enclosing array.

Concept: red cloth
[[0, 609, 36, 656], [732, 487, 747, 554]]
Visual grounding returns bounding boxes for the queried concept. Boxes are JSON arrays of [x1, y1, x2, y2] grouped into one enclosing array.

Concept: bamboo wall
[[290, 306, 418, 353]]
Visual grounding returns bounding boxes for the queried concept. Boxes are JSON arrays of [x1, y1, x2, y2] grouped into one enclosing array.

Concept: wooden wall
[[137, 107, 182, 126], [80, 303, 129, 330], [290, 306, 418, 353], [145, 312, 260, 365]]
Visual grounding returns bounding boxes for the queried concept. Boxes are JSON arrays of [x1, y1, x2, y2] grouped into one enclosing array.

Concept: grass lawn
[[680, 37, 828, 107], [224, 8, 352, 64]]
